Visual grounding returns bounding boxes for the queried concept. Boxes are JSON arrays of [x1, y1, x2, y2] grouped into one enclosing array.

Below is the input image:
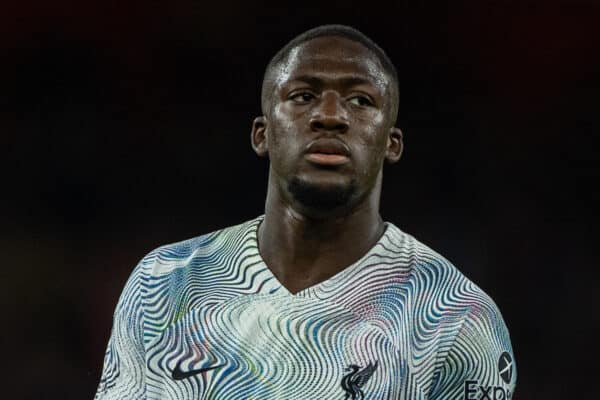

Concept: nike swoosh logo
[[171, 360, 224, 381]]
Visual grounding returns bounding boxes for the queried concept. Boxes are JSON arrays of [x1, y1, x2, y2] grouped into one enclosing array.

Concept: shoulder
[[384, 222, 468, 283], [385, 224, 516, 394], [385, 222, 504, 325], [135, 216, 263, 279]]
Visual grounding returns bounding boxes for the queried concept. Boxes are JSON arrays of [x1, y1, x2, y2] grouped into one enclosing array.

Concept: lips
[[304, 139, 351, 166]]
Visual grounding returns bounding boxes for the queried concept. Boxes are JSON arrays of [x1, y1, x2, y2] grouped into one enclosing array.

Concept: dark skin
[[251, 36, 403, 294]]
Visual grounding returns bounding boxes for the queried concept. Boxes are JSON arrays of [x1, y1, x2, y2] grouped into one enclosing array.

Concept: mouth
[[304, 138, 351, 166]]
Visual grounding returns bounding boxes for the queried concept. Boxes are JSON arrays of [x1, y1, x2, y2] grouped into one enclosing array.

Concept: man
[[95, 25, 516, 399]]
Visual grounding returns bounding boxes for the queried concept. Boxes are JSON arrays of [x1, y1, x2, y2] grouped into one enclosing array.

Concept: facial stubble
[[287, 176, 358, 211]]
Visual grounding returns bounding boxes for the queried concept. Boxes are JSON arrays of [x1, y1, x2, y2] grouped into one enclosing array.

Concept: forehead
[[273, 36, 389, 90]]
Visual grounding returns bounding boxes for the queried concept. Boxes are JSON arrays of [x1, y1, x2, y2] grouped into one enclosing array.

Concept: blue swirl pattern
[[95, 216, 516, 399]]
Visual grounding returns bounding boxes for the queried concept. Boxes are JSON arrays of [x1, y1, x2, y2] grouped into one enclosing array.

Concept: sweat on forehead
[[260, 25, 399, 118], [272, 39, 389, 88]]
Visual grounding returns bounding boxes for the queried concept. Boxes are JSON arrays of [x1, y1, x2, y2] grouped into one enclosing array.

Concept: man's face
[[253, 36, 402, 212]]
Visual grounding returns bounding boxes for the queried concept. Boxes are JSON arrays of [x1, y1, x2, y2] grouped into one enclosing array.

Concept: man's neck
[[258, 185, 385, 294]]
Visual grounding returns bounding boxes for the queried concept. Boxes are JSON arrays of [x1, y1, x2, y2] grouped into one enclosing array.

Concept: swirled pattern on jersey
[[95, 216, 516, 400]]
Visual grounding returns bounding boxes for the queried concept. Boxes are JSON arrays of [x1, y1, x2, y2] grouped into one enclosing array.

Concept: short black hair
[[261, 24, 399, 123]]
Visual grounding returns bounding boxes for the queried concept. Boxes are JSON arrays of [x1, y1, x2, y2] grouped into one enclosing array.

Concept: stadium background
[[2, 1, 598, 398]]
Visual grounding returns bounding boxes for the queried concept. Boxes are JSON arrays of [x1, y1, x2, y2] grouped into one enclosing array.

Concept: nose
[[309, 91, 349, 133]]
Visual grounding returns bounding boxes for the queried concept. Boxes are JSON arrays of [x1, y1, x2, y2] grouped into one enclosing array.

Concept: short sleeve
[[94, 263, 147, 400], [428, 300, 517, 400]]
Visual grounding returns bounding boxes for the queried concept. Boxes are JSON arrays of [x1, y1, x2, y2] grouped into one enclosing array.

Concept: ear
[[251, 116, 269, 157], [385, 127, 403, 163]]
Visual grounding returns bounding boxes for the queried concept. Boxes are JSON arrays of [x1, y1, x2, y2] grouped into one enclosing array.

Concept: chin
[[287, 176, 357, 211]]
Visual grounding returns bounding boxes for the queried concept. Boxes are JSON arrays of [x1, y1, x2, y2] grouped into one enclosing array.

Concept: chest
[[144, 294, 412, 399]]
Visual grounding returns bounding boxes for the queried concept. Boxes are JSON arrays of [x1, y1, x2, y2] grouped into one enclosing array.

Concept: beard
[[287, 176, 357, 210]]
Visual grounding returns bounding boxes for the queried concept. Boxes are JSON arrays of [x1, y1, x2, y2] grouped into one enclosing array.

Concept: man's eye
[[348, 96, 373, 107], [290, 92, 315, 103]]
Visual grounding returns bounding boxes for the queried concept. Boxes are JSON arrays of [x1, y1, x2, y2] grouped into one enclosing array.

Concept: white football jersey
[[95, 216, 516, 399]]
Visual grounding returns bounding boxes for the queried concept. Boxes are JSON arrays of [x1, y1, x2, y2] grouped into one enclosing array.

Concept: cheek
[[267, 106, 302, 168], [354, 114, 389, 174], [369, 111, 385, 127], [269, 104, 302, 146], [355, 109, 385, 133], [273, 102, 305, 123], [356, 111, 388, 148]]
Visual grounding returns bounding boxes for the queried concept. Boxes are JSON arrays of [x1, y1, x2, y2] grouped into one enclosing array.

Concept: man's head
[[261, 25, 400, 123], [251, 25, 403, 218]]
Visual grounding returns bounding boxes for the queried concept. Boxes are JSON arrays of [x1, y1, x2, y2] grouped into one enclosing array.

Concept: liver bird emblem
[[340, 361, 379, 399]]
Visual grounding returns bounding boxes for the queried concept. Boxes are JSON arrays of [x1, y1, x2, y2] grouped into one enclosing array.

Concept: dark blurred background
[[2, 0, 598, 398]]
